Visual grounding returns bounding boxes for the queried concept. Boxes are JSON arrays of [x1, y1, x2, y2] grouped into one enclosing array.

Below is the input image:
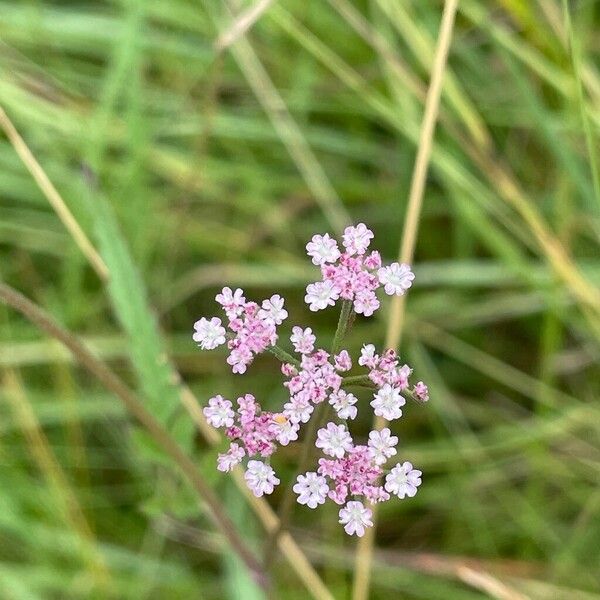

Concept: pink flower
[[203, 395, 234, 428], [385, 462, 422, 499], [333, 350, 352, 372], [316, 422, 353, 458], [353, 290, 380, 316], [258, 294, 288, 325], [215, 287, 246, 319], [305, 280, 339, 311], [293, 472, 329, 508], [342, 223, 374, 256], [413, 381, 429, 402], [245, 460, 280, 497], [217, 443, 245, 472], [377, 262, 415, 296], [290, 326, 316, 355], [306, 233, 341, 265], [193, 317, 226, 350], [370, 384, 405, 420], [368, 428, 398, 465], [364, 250, 382, 270], [338, 501, 373, 536]]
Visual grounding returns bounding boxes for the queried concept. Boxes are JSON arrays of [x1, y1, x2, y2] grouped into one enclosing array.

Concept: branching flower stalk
[[193, 224, 429, 553]]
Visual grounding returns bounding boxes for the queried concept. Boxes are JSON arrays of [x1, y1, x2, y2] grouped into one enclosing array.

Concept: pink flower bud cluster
[[193, 288, 288, 374], [305, 223, 415, 315]]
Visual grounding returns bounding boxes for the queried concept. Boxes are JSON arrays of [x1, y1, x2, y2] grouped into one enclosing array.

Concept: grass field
[[1, 1, 599, 598]]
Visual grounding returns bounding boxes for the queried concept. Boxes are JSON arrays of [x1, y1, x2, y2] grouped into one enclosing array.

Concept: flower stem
[[263, 299, 355, 568], [268, 343, 301, 368], [331, 299, 353, 355]]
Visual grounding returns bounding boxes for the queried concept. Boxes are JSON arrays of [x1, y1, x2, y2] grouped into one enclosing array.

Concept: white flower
[[305, 280, 340, 311], [273, 416, 299, 446], [192, 317, 226, 350], [217, 443, 245, 472], [258, 294, 288, 325], [385, 462, 422, 499], [368, 428, 398, 465], [293, 472, 329, 509], [244, 460, 280, 497], [328, 390, 358, 420], [370, 384, 405, 420], [338, 501, 373, 537], [203, 395, 235, 428], [290, 326, 316, 355], [377, 262, 415, 296], [342, 223, 374, 256], [358, 344, 379, 368], [284, 397, 314, 424], [315, 422, 353, 458], [306, 233, 341, 265], [215, 287, 246, 318]]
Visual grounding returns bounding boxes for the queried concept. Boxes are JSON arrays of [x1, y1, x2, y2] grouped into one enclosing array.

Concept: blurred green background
[[1, 0, 599, 598]]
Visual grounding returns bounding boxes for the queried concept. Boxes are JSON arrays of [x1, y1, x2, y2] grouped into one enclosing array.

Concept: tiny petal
[[290, 326, 316, 355], [305, 280, 340, 311], [217, 443, 245, 472], [370, 384, 405, 421], [306, 233, 341, 265], [368, 427, 398, 465], [293, 472, 329, 509], [245, 460, 280, 497], [377, 263, 415, 296], [342, 223, 374, 256], [334, 350, 352, 372], [316, 422, 353, 458], [385, 461, 422, 499], [193, 317, 226, 350], [203, 395, 235, 428], [258, 294, 288, 325], [338, 501, 373, 536]]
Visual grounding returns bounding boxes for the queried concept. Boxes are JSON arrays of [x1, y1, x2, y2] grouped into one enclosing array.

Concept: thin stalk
[[352, 1, 459, 598], [263, 299, 354, 567], [0, 282, 268, 591], [0, 106, 109, 281], [341, 375, 426, 404], [561, 0, 600, 210], [331, 299, 353, 355], [268, 343, 302, 368]]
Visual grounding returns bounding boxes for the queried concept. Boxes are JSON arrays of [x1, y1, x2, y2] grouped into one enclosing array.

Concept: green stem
[[268, 343, 301, 368], [331, 299, 353, 356], [341, 375, 426, 404], [263, 300, 355, 568]]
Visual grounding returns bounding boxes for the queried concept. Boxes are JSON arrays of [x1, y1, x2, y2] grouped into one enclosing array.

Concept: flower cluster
[[193, 289, 287, 374], [194, 224, 428, 537], [305, 223, 414, 315]]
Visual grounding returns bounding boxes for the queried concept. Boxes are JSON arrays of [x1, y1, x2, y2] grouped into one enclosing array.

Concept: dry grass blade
[[0, 282, 268, 591], [0, 105, 109, 281], [352, 1, 459, 598], [168, 382, 335, 599], [215, 0, 351, 234], [2, 368, 111, 592], [457, 566, 530, 600], [215, 0, 277, 51]]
